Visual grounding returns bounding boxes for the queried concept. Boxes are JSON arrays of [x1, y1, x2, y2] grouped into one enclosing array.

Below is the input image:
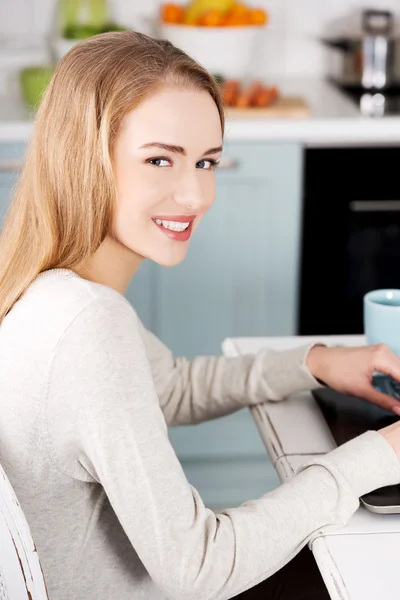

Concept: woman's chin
[[149, 246, 189, 267]]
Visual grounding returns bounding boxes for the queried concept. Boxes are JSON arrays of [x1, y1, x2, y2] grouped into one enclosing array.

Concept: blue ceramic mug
[[364, 289, 400, 355]]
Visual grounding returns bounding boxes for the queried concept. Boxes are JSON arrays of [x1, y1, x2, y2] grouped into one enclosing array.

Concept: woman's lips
[[152, 215, 196, 242], [153, 215, 196, 222]]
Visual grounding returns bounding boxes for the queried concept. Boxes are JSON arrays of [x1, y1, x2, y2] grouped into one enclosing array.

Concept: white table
[[222, 334, 400, 600]]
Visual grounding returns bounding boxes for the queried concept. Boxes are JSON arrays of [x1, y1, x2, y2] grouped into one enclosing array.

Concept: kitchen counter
[[1, 76, 400, 146], [225, 78, 400, 146]]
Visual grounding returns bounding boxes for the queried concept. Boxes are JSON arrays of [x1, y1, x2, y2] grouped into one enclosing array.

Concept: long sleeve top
[[0, 268, 399, 600]]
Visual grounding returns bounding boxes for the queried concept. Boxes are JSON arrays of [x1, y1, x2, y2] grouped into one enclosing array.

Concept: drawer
[[180, 456, 279, 508], [168, 408, 267, 459], [217, 141, 301, 181]]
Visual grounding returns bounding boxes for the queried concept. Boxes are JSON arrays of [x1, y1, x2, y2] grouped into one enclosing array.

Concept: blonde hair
[[0, 31, 225, 322]]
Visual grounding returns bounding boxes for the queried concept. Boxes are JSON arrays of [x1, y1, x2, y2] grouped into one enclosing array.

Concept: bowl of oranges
[[158, 1, 268, 79]]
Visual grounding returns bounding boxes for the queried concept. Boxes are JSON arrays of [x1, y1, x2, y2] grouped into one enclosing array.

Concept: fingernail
[[393, 406, 400, 417]]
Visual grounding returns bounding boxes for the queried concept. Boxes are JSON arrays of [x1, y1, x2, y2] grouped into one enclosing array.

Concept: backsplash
[[1, 0, 400, 78]]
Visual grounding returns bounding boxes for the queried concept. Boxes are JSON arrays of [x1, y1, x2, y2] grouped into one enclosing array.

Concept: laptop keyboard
[[373, 373, 400, 401], [312, 387, 398, 448]]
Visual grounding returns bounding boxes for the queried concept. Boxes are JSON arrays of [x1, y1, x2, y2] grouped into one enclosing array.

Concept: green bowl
[[20, 66, 55, 108]]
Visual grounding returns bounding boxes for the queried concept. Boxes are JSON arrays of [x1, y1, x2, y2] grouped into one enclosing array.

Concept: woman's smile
[[152, 214, 196, 241]]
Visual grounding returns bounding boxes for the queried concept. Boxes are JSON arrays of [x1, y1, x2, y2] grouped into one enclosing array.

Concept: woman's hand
[[306, 344, 400, 416]]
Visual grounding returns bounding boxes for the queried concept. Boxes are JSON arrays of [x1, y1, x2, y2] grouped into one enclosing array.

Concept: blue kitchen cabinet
[[126, 141, 302, 507], [0, 171, 16, 224], [0, 144, 25, 225]]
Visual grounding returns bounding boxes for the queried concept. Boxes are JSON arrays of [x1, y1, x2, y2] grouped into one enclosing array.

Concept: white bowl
[[159, 24, 264, 79]]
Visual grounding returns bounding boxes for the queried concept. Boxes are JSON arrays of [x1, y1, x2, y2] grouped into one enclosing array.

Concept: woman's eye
[[147, 158, 171, 167], [196, 159, 219, 170]]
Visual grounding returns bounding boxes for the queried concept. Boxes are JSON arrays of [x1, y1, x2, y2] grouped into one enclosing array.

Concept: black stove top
[[330, 79, 400, 117]]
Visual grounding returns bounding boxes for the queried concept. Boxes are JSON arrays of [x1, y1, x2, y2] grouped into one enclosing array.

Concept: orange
[[250, 8, 268, 25], [197, 9, 224, 26], [230, 2, 251, 17], [160, 3, 185, 24], [221, 13, 240, 25], [223, 3, 252, 26]]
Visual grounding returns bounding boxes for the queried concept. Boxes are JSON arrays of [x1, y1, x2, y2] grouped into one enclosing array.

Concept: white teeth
[[154, 219, 190, 232]]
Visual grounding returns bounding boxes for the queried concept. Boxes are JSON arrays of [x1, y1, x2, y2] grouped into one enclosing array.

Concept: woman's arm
[[138, 319, 321, 425], [46, 298, 400, 600]]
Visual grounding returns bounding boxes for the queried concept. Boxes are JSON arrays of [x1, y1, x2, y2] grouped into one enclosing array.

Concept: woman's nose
[[173, 173, 205, 211]]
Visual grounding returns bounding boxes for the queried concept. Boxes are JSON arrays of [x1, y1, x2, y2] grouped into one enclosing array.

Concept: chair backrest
[[0, 462, 48, 599]]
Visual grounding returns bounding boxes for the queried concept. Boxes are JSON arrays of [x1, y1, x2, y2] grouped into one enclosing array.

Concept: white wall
[[0, 0, 399, 77]]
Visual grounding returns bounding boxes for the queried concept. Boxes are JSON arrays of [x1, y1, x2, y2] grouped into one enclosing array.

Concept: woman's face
[[112, 86, 223, 267]]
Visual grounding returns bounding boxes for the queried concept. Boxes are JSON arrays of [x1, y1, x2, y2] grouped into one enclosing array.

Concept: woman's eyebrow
[[203, 145, 223, 156], [139, 143, 223, 156]]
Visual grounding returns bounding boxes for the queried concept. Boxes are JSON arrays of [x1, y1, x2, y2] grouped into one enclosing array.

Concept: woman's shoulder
[[4, 269, 140, 353]]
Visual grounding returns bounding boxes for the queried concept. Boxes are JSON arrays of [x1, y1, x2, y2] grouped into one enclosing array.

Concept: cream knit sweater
[[0, 269, 399, 600]]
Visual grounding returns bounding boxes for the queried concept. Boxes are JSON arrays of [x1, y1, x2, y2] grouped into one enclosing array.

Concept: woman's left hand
[[306, 343, 400, 416]]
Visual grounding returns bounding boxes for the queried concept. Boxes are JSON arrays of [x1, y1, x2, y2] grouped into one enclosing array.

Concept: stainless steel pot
[[322, 10, 400, 89]]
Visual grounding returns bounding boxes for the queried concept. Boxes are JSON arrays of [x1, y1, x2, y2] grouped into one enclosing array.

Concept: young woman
[[0, 31, 400, 600]]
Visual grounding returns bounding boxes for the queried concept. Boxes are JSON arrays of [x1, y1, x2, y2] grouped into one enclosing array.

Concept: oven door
[[299, 146, 400, 335]]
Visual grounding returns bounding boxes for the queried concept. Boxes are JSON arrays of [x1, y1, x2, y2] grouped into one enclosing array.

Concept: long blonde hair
[[0, 31, 225, 322]]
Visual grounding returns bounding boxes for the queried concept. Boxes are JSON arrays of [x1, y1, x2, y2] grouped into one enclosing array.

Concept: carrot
[[236, 81, 263, 107], [222, 79, 240, 107], [254, 88, 273, 107], [221, 80, 233, 106], [254, 86, 279, 107], [270, 86, 279, 102]]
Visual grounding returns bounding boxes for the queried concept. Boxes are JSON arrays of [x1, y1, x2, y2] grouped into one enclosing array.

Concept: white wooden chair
[[0, 462, 48, 599]]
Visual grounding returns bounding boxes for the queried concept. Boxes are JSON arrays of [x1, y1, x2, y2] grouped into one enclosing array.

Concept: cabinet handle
[[0, 160, 23, 173], [350, 200, 400, 212], [218, 157, 239, 170]]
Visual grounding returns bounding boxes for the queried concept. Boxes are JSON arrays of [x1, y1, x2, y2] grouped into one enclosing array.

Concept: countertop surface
[[1, 72, 400, 146]]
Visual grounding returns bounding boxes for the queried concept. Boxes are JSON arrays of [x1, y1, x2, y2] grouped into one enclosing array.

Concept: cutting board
[[225, 96, 310, 119]]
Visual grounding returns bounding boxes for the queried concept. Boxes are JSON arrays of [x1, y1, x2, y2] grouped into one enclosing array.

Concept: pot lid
[[322, 9, 400, 42]]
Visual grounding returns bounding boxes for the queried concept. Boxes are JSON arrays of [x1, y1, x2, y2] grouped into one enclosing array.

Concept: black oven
[[298, 145, 400, 335]]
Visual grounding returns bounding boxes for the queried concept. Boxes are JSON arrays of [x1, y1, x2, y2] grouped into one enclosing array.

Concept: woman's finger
[[373, 345, 400, 382], [379, 360, 400, 385], [361, 385, 400, 415]]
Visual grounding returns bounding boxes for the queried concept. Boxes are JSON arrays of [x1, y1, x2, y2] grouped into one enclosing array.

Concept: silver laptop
[[312, 379, 400, 514]]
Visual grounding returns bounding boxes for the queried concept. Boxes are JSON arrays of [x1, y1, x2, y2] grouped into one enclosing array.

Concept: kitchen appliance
[[336, 84, 400, 117], [298, 145, 400, 336], [322, 10, 400, 116], [322, 9, 400, 89]]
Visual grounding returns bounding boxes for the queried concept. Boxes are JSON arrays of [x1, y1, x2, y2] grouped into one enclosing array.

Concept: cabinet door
[[0, 144, 25, 227], [0, 171, 17, 225], [152, 141, 303, 358]]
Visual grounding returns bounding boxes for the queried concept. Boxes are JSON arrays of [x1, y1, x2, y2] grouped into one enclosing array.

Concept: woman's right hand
[[379, 420, 400, 459]]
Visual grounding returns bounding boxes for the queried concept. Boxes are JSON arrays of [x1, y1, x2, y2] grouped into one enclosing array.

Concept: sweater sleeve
[[138, 319, 321, 426], [47, 298, 400, 600]]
